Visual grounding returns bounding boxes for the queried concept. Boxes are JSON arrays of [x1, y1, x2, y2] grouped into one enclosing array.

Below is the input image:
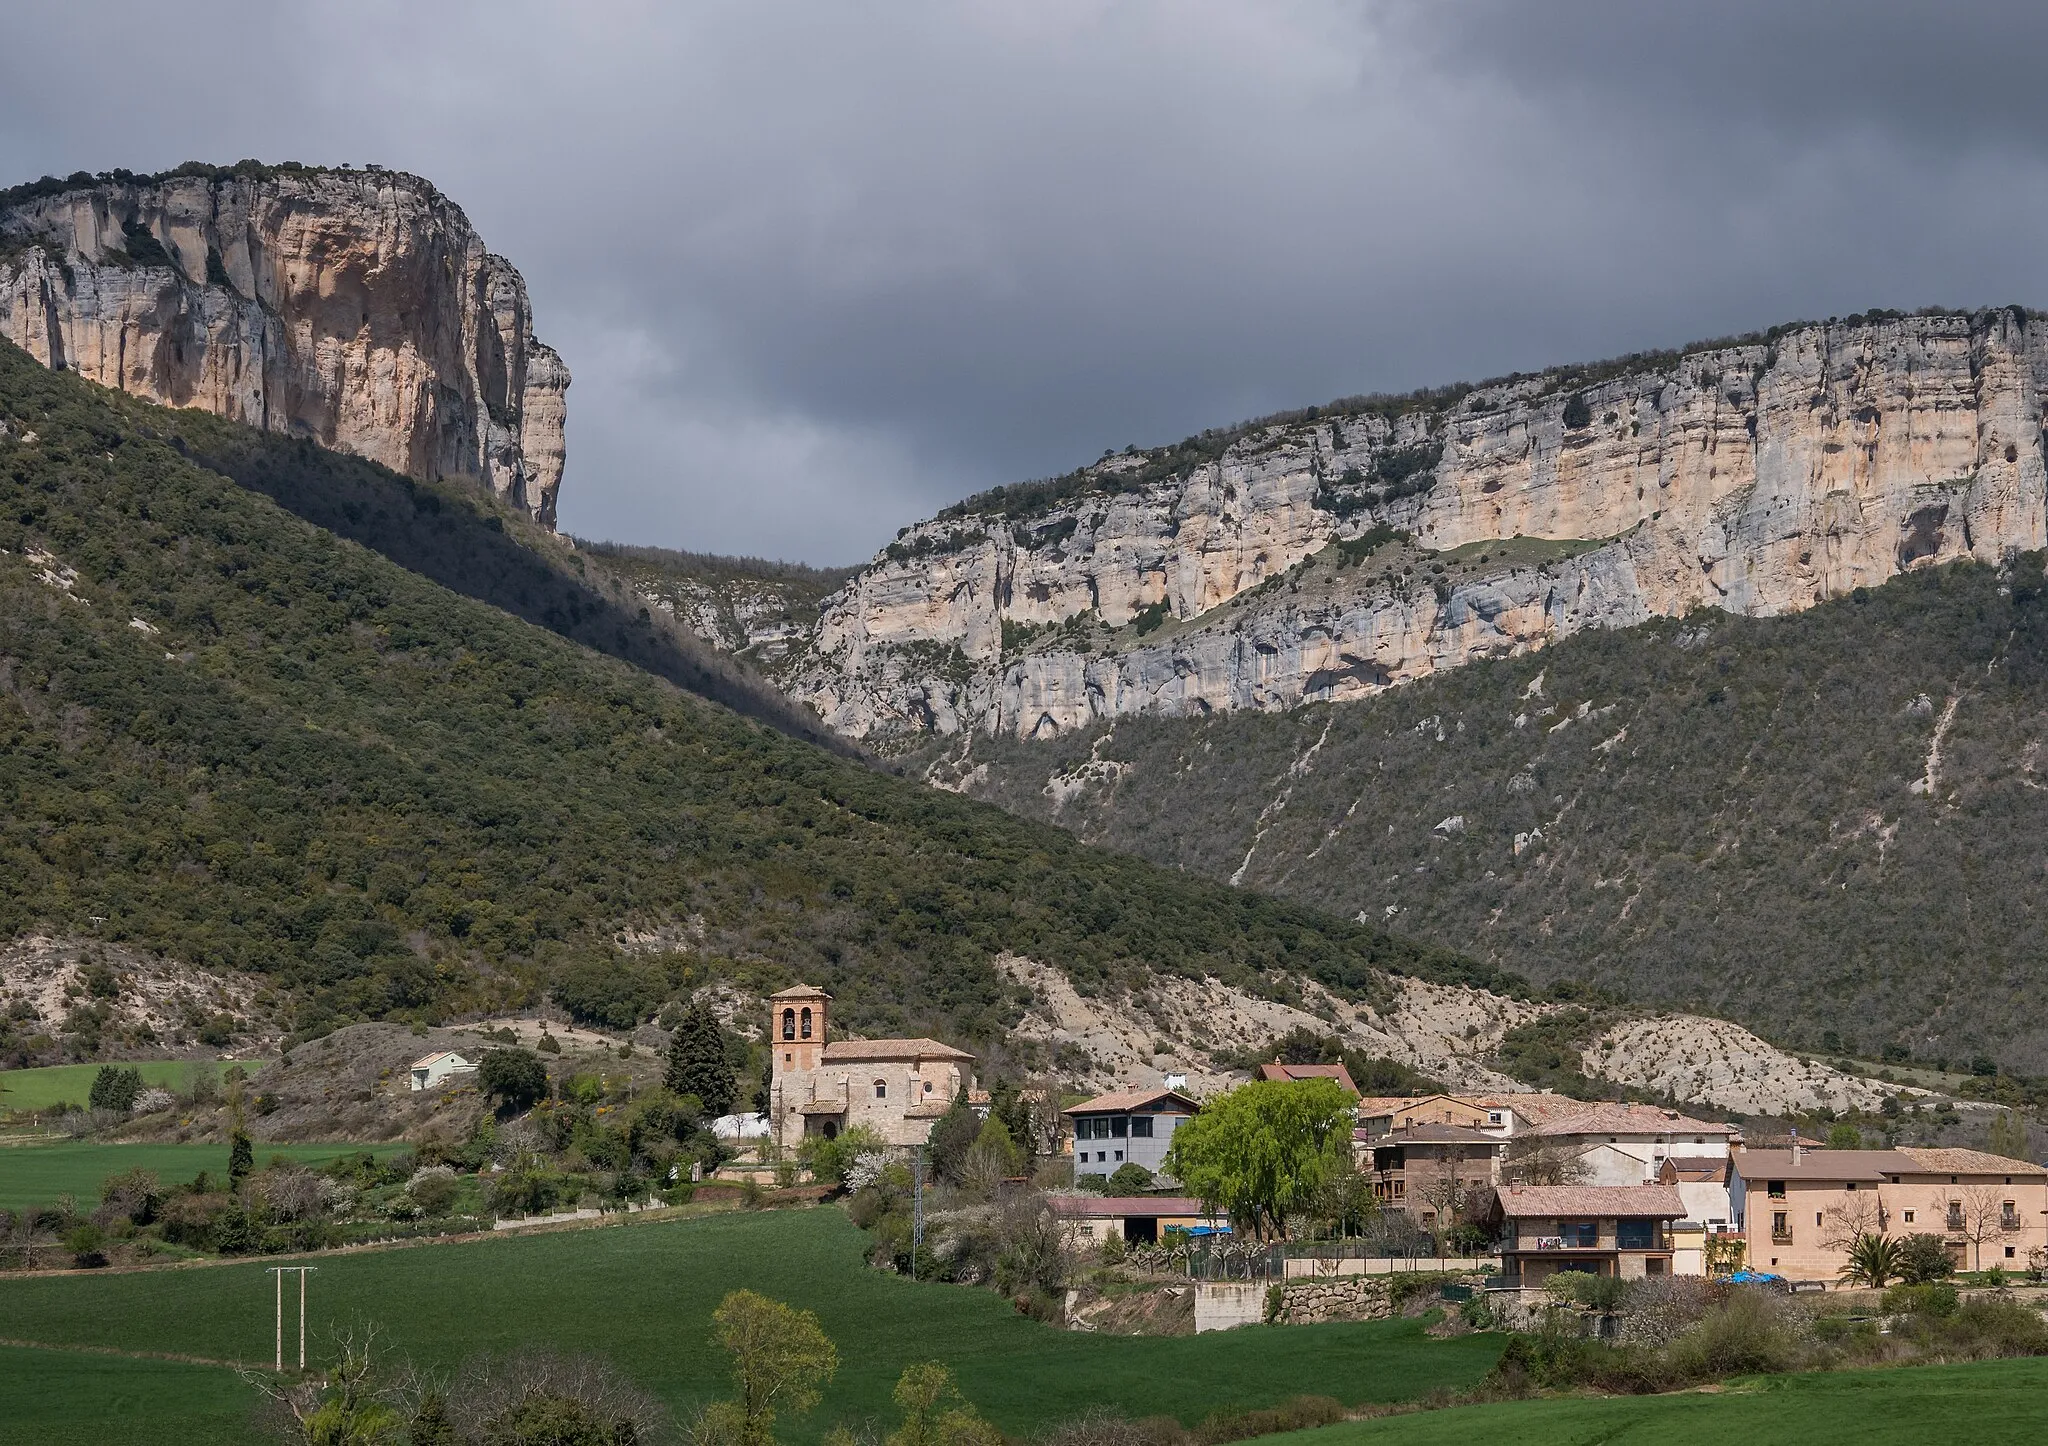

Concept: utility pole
[[911, 1144, 925, 1281], [266, 1266, 316, 1371]]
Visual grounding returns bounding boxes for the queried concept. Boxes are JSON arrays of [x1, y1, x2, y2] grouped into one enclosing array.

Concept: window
[[1488, 1111, 1504, 1126], [1771, 1212, 1791, 1243], [2002, 1202, 2020, 1230], [784, 1053, 792, 1066], [1844, 1181, 1858, 1191], [1617, 1219, 1656, 1250], [1561, 1221, 1598, 1248], [1767, 1180, 1786, 1199], [782, 1009, 796, 1041], [1110, 1117, 1129, 1138], [1947, 1203, 1965, 1231], [1131, 1117, 1153, 1138], [873, 1080, 887, 1099], [1903, 1210, 1915, 1224], [2006, 1246, 2018, 1259], [923, 1081, 932, 1093], [1114, 1150, 1124, 1162], [1815, 1212, 1824, 1228], [800, 1008, 813, 1039], [1080, 1224, 1094, 1238]]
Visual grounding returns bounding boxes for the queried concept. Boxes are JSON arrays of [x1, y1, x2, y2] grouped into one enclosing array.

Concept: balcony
[[1771, 1230, 1794, 1245]]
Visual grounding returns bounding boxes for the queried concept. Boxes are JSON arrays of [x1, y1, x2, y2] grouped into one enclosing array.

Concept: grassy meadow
[[0, 1207, 1500, 1444], [1287, 1355, 2048, 1445], [0, 1140, 405, 1211], [0, 1060, 265, 1114]]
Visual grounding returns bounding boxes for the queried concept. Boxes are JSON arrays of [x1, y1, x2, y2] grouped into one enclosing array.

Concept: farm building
[[409, 1051, 477, 1091], [1050, 1195, 1225, 1245]]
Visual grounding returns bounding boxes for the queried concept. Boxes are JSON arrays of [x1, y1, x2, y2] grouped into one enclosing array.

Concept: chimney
[[1791, 1126, 1802, 1166]]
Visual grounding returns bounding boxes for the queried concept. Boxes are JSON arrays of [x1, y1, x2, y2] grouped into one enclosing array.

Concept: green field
[[0, 1207, 1499, 1444], [0, 1346, 260, 1446], [0, 1140, 404, 1210], [0, 1060, 268, 1114], [1282, 1355, 2048, 1444]]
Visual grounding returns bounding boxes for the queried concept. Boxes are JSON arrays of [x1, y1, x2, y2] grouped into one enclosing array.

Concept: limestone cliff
[[794, 310, 2048, 737], [0, 163, 567, 524]]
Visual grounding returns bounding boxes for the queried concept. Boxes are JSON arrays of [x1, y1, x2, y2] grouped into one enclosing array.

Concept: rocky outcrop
[[795, 310, 2048, 737], [0, 165, 567, 524]]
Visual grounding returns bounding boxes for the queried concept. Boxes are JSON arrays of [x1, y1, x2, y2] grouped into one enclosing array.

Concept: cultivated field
[[1290, 1355, 2048, 1444], [0, 1207, 1500, 1444], [0, 1060, 264, 1113], [0, 1140, 404, 1210]]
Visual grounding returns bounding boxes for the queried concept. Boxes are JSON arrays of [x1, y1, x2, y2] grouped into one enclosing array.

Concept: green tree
[[1838, 1232, 1902, 1288], [228, 1128, 254, 1188], [709, 1289, 837, 1446], [1896, 1232, 1957, 1284], [926, 1097, 981, 1186], [961, 1114, 1024, 1194], [479, 1048, 549, 1112], [1988, 1109, 2030, 1161], [1826, 1122, 1863, 1150], [1162, 1078, 1355, 1239], [1106, 1162, 1155, 1195], [664, 1002, 737, 1118], [88, 1064, 143, 1113], [885, 1362, 1000, 1446]]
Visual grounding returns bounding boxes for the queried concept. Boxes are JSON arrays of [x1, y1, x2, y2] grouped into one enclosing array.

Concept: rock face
[[0, 165, 567, 524], [794, 310, 2048, 737]]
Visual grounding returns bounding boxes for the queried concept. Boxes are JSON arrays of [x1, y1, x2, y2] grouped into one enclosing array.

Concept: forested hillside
[[0, 340, 1504, 1061], [921, 560, 2048, 1073]]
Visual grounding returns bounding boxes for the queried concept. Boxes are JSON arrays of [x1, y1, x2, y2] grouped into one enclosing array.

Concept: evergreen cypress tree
[[228, 1128, 253, 1188], [665, 1001, 737, 1117]]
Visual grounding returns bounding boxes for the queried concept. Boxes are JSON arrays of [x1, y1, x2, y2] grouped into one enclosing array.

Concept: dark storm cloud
[[5, 3, 2048, 560]]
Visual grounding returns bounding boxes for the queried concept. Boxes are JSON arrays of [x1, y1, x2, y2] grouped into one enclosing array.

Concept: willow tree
[[1162, 1078, 1355, 1240]]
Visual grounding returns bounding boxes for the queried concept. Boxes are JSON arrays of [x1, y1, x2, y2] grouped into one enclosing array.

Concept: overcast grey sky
[[7, 2, 2048, 562]]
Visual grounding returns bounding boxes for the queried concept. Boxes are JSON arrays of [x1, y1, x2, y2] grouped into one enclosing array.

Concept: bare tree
[[1499, 1136, 1589, 1187], [1817, 1192, 1890, 1252], [1956, 1184, 2021, 1271], [240, 1319, 401, 1445]]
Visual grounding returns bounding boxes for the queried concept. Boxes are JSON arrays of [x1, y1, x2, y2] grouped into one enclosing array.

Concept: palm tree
[[1838, 1232, 1903, 1288]]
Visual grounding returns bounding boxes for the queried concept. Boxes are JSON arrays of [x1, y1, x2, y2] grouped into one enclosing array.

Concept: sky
[[7, 2, 2048, 563]]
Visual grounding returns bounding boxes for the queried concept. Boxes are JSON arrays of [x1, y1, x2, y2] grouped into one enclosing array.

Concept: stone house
[[765, 985, 976, 1151], [1730, 1146, 2048, 1280], [1367, 1123, 1503, 1229], [1492, 1184, 1691, 1283], [1065, 1087, 1199, 1181]]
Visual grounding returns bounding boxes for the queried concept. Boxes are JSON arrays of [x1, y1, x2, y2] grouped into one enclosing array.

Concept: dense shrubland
[[0, 338, 1505, 1058]]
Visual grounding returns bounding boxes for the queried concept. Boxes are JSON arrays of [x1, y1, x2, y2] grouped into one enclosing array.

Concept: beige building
[[765, 986, 976, 1151], [1731, 1146, 2048, 1281], [1493, 1184, 1690, 1283]]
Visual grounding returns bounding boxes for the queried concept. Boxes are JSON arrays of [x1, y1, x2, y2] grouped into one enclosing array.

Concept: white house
[[409, 1051, 478, 1092]]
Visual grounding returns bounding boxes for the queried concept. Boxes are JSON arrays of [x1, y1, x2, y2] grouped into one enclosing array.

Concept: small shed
[[409, 1051, 478, 1092]]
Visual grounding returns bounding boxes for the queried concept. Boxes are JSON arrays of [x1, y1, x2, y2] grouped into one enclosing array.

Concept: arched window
[[800, 1007, 813, 1039], [781, 1008, 795, 1040], [874, 1079, 887, 1099]]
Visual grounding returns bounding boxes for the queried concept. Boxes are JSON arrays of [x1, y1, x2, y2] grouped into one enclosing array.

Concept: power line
[[265, 1266, 317, 1372]]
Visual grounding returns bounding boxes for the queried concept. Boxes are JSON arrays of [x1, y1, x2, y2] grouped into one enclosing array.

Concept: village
[[746, 984, 2048, 1324]]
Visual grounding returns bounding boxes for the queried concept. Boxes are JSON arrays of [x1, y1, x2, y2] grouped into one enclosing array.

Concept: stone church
[[766, 985, 976, 1151]]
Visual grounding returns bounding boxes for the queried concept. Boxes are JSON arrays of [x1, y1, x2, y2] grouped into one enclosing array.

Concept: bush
[[479, 1048, 549, 1112], [1106, 1163, 1155, 1195], [64, 1223, 107, 1268], [1896, 1233, 1956, 1284], [1663, 1290, 1798, 1381], [87, 1065, 142, 1113], [801, 1125, 887, 1190], [1882, 1281, 1959, 1318]]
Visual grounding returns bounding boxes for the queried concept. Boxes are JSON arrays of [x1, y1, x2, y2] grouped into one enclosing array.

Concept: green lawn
[[1283, 1356, 2048, 1446], [0, 1140, 403, 1210], [0, 1060, 268, 1114], [0, 1208, 1499, 1444], [0, 1346, 261, 1446]]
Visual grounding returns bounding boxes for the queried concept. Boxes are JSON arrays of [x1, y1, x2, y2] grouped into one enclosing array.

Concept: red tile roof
[[1529, 1104, 1733, 1138], [1050, 1196, 1216, 1218], [1064, 1087, 1201, 1115], [1895, 1148, 2048, 1177], [1257, 1062, 1360, 1093], [820, 1037, 974, 1063], [1497, 1185, 1687, 1218]]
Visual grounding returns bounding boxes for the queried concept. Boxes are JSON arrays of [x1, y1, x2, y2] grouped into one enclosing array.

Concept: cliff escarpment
[[0, 162, 567, 524], [793, 310, 2048, 738]]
